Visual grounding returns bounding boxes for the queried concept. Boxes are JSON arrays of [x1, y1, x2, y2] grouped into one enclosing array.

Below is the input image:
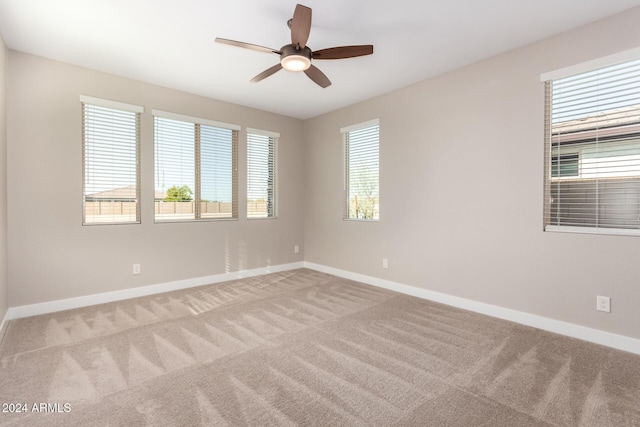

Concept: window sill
[[545, 225, 640, 237], [154, 217, 239, 224]]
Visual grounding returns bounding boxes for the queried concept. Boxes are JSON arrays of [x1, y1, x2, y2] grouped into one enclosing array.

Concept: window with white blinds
[[247, 129, 278, 219], [543, 55, 640, 235], [153, 110, 239, 222], [82, 96, 142, 225], [342, 119, 380, 220]]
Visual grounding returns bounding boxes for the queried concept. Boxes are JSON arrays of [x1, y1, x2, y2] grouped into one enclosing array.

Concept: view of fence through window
[[545, 57, 640, 232], [154, 114, 237, 222], [82, 99, 141, 225], [343, 120, 380, 220], [83, 106, 245, 224]]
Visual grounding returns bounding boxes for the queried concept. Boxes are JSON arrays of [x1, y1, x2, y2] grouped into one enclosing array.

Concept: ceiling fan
[[215, 4, 373, 88]]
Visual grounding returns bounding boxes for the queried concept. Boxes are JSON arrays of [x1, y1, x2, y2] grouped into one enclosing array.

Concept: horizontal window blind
[[200, 125, 237, 219], [154, 117, 196, 221], [154, 114, 238, 222], [544, 58, 640, 234], [343, 120, 379, 220], [247, 129, 278, 219], [82, 101, 140, 225]]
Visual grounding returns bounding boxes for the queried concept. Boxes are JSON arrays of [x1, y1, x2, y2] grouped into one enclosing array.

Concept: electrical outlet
[[133, 264, 141, 275], [294, 245, 299, 254], [596, 295, 610, 313], [382, 258, 388, 269]]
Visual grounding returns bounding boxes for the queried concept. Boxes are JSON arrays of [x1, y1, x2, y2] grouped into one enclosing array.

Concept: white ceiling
[[1, 0, 639, 119]]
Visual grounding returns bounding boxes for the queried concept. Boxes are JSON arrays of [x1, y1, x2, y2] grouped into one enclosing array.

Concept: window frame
[[246, 128, 279, 220], [153, 110, 239, 223], [341, 119, 380, 222], [81, 95, 143, 226], [541, 49, 640, 237]]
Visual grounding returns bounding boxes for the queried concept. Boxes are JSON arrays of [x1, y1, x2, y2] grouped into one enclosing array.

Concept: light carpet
[[1, 268, 639, 426]]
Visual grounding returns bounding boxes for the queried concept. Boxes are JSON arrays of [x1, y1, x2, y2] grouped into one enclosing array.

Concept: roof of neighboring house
[[552, 105, 640, 144], [553, 105, 640, 133]]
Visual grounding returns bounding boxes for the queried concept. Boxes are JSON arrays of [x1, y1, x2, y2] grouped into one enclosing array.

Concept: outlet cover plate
[[596, 295, 610, 313]]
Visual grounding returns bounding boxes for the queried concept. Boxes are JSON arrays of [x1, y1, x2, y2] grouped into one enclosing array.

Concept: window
[[153, 110, 239, 222], [247, 128, 278, 219], [551, 154, 579, 178], [342, 119, 380, 220], [82, 96, 142, 225], [543, 53, 640, 235]]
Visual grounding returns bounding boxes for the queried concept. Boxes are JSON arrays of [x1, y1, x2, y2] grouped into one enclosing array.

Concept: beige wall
[[304, 8, 640, 340], [4, 8, 640, 343], [7, 52, 305, 307], [0, 33, 7, 322]]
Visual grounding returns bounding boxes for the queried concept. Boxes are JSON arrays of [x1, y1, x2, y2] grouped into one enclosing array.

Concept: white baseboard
[[7, 262, 305, 320], [304, 262, 640, 355], [6, 260, 639, 355]]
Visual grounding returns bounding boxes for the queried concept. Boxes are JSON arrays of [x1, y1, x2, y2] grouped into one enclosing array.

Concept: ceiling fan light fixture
[[215, 4, 373, 88], [281, 54, 311, 72]]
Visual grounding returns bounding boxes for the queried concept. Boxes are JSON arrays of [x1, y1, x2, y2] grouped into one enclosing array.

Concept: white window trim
[[540, 46, 640, 82], [81, 98, 142, 225], [153, 113, 239, 223], [340, 119, 380, 134], [342, 118, 380, 221], [543, 50, 640, 236], [80, 95, 143, 113], [545, 225, 640, 238], [246, 127, 280, 138], [152, 109, 240, 131]]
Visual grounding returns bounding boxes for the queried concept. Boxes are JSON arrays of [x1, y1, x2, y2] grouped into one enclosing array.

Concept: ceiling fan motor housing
[[280, 44, 312, 71]]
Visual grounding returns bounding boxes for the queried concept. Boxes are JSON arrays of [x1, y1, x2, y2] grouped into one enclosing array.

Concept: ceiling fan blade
[[251, 64, 283, 83], [290, 4, 312, 48], [304, 65, 331, 88], [313, 45, 374, 60], [215, 38, 279, 54]]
